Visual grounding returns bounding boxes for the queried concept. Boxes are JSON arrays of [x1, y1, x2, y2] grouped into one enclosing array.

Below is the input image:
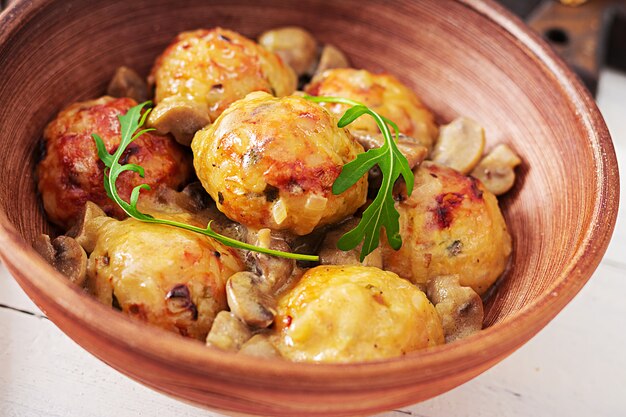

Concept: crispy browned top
[[150, 28, 297, 121]]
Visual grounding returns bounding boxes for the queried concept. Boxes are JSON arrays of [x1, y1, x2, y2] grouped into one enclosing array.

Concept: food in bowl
[[34, 26, 521, 363]]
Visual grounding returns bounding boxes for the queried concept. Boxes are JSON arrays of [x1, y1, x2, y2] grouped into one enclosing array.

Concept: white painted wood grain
[[0, 69, 624, 417], [0, 266, 40, 314], [0, 304, 215, 417], [595, 69, 626, 266]]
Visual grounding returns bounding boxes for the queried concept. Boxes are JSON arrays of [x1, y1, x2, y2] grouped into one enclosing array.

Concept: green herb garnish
[[92, 101, 318, 262], [304, 95, 414, 261]]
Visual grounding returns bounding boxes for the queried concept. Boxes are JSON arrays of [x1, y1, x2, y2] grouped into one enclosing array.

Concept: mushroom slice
[[147, 96, 211, 146], [470, 144, 522, 195], [246, 228, 295, 293], [315, 44, 350, 75], [350, 130, 428, 193], [350, 130, 428, 169], [206, 311, 252, 351], [33, 235, 88, 286], [106, 66, 149, 103], [180, 182, 213, 212], [239, 334, 281, 358], [319, 218, 383, 268], [426, 275, 484, 343], [165, 284, 198, 320], [258, 27, 318, 77], [149, 182, 212, 214], [226, 271, 276, 328], [431, 117, 485, 174], [67, 201, 107, 253]]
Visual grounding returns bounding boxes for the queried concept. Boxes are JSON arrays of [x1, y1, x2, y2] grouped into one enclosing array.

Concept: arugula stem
[[124, 215, 318, 261]]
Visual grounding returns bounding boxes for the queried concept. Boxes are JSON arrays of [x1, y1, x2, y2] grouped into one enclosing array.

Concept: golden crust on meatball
[[382, 162, 512, 295], [273, 265, 444, 363], [37, 96, 193, 230], [150, 28, 297, 122], [87, 213, 244, 340], [305, 68, 438, 149], [191, 92, 367, 235]]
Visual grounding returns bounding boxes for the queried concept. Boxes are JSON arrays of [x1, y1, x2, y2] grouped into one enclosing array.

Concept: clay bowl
[[0, 0, 619, 415]]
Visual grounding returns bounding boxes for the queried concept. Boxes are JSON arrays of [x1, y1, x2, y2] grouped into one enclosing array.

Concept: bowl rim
[[0, 0, 620, 388]]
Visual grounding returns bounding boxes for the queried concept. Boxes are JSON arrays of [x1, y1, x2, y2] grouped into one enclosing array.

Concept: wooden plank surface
[[1, 68, 624, 417]]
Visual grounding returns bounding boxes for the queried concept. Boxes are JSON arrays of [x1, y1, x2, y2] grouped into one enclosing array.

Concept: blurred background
[[498, 0, 626, 96]]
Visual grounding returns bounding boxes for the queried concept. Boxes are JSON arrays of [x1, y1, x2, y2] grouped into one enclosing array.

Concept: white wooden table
[[1, 69, 624, 417]]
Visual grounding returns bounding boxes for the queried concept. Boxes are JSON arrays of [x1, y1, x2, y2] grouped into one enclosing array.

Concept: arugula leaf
[[92, 101, 318, 262], [304, 94, 414, 261]]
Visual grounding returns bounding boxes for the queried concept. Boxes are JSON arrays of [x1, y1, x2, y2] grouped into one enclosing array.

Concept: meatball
[[37, 96, 192, 229], [273, 265, 444, 363], [192, 92, 367, 235], [305, 68, 438, 150], [87, 213, 244, 340], [150, 28, 297, 123], [382, 162, 512, 295]]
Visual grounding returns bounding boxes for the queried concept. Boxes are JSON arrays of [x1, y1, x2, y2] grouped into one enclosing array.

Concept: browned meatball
[[37, 96, 193, 229], [192, 92, 367, 235], [88, 212, 244, 340], [305, 68, 438, 150], [150, 28, 297, 123], [382, 162, 512, 295]]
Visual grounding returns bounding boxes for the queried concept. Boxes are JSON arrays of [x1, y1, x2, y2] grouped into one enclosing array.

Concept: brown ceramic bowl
[[0, 0, 619, 415]]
